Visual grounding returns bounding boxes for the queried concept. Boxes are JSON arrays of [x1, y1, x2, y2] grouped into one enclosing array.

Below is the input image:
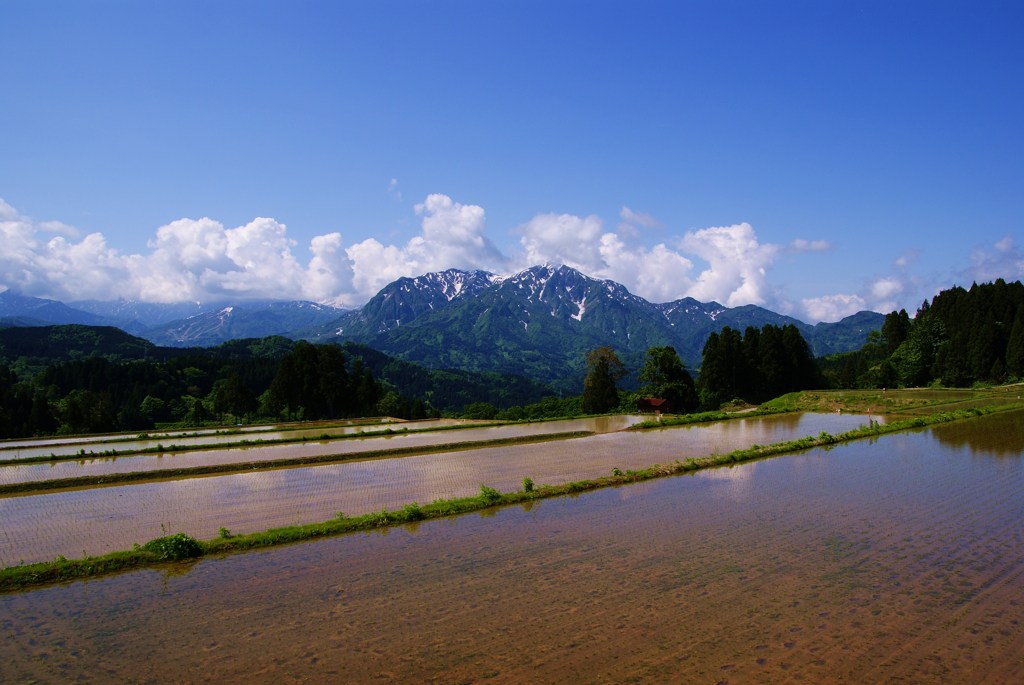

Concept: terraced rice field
[[1, 409, 1022, 683], [0, 412, 879, 566]]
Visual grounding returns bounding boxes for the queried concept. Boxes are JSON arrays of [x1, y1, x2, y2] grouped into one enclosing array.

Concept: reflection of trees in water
[[931, 411, 1024, 458], [764, 412, 803, 430]]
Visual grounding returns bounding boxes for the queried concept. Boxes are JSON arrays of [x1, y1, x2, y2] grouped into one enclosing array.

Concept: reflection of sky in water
[[0, 412, 897, 565], [2, 413, 1023, 683], [0, 418, 440, 459], [0, 416, 649, 484]]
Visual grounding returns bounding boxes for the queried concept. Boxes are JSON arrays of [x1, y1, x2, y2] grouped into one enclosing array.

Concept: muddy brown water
[[0, 413, 877, 565], [1, 409, 1022, 683], [0, 416, 643, 485], [0, 418, 448, 460]]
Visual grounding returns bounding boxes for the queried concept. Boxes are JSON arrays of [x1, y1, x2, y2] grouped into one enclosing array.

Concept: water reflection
[[0, 412, 881, 565], [929, 408, 1024, 458], [2, 420, 1022, 683]]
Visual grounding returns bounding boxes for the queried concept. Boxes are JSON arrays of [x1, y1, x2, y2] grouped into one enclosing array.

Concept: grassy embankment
[[2, 397, 1015, 592]]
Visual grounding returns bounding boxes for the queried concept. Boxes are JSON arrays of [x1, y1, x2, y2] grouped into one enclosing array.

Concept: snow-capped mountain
[[331, 268, 497, 337], [2, 265, 884, 391], [311, 264, 883, 391]]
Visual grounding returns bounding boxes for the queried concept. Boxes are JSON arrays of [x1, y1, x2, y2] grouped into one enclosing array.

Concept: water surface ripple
[[1, 410, 1021, 682]]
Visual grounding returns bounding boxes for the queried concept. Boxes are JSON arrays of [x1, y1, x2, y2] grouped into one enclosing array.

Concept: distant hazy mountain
[[310, 264, 885, 391], [0, 291, 109, 327], [70, 299, 213, 331], [142, 301, 347, 347]]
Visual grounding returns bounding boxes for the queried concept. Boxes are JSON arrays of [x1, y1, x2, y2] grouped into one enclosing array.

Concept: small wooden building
[[636, 397, 673, 414]]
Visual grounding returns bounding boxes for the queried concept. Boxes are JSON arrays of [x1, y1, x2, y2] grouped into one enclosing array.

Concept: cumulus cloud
[[2, 195, 793, 309], [513, 213, 787, 306], [0, 200, 330, 303], [871, 276, 903, 300], [3, 194, 896, 318], [518, 212, 605, 271], [341, 194, 511, 297], [414, 194, 507, 270], [679, 223, 779, 307], [1, 202, 132, 301], [514, 211, 699, 303], [801, 294, 868, 322]]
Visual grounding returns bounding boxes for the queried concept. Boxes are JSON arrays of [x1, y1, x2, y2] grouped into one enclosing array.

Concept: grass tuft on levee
[[0, 405, 1009, 592]]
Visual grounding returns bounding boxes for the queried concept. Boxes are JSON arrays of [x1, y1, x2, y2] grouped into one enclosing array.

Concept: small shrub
[[611, 467, 624, 477], [218, 527, 232, 539], [522, 477, 535, 493], [479, 484, 502, 503], [141, 533, 203, 561], [400, 502, 424, 521]]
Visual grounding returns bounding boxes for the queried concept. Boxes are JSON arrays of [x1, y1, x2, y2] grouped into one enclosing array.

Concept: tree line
[[0, 341, 430, 439], [553, 322, 821, 417], [820, 279, 1024, 389]]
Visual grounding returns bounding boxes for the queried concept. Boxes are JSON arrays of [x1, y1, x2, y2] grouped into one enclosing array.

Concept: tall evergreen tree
[[1006, 310, 1024, 378], [582, 346, 625, 414], [698, 324, 818, 408]]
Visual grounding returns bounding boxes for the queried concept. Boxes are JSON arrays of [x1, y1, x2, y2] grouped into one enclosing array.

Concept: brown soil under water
[[2, 410, 1023, 683], [1, 413, 876, 564]]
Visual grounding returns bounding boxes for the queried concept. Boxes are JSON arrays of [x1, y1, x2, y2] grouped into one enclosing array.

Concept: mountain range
[[1, 264, 883, 392]]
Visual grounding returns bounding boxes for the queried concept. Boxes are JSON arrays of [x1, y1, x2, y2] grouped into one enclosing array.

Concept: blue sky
[[2, 0, 1022, 321]]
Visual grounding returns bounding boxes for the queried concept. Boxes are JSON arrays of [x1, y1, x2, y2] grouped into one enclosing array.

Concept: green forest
[[1, 279, 1021, 439], [819, 279, 1024, 389]]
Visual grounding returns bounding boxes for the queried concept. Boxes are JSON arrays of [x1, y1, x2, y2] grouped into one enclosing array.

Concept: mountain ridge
[[2, 266, 884, 392], [308, 265, 884, 391]]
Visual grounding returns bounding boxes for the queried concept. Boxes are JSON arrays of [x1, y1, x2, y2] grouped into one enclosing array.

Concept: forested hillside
[[819, 279, 1024, 388], [0, 326, 555, 438]]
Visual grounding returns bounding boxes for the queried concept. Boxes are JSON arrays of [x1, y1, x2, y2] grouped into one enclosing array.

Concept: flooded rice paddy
[[0, 413, 877, 565], [0, 417, 443, 460], [1, 409, 1022, 683], [0, 416, 645, 486]]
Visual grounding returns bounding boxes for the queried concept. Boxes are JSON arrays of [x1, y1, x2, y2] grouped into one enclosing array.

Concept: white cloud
[[679, 223, 779, 307], [0, 200, 328, 304], [0, 199, 19, 220], [387, 177, 402, 202], [1, 195, 880, 319], [517, 212, 605, 272], [340, 194, 510, 298], [790, 238, 829, 252], [964, 235, 1024, 283], [414, 193, 507, 270], [515, 212, 700, 303], [345, 238, 416, 298], [596, 233, 695, 303], [140, 217, 309, 302], [870, 276, 903, 300], [3, 196, 789, 309], [38, 220, 81, 238], [619, 206, 660, 229], [801, 294, 867, 322], [306, 232, 354, 306]]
